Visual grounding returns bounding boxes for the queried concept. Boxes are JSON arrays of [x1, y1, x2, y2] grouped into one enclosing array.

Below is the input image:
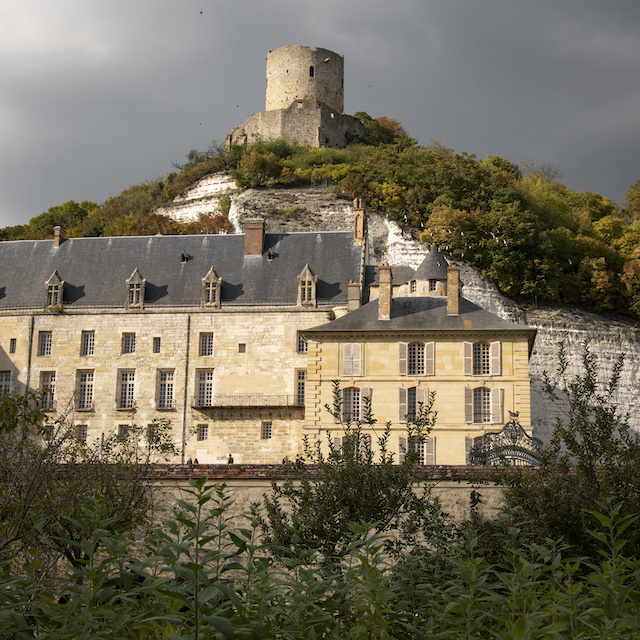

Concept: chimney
[[447, 265, 460, 315], [347, 280, 361, 311], [53, 226, 65, 247], [244, 217, 265, 256], [378, 263, 392, 321], [353, 198, 365, 246]]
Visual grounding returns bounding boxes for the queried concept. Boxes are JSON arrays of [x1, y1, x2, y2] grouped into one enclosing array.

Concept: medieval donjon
[[226, 45, 367, 149]]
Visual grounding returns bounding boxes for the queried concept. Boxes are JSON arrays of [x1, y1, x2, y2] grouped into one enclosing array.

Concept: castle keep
[[226, 45, 367, 149]]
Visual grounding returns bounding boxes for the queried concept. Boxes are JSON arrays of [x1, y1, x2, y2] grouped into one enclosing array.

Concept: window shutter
[[333, 436, 342, 450], [398, 436, 407, 464], [425, 342, 435, 376], [490, 341, 501, 376], [416, 386, 426, 406], [398, 387, 407, 421], [491, 387, 503, 424], [464, 387, 473, 423], [463, 342, 473, 375], [425, 436, 436, 465], [361, 387, 371, 417], [343, 343, 353, 376], [352, 343, 362, 377], [465, 436, 474, 465], [399, 342, 408, 375]]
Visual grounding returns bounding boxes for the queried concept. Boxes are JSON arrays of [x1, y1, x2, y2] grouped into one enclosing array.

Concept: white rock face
[[159, 179, 640, 440]]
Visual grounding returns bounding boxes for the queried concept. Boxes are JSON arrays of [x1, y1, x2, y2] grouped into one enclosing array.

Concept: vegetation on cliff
[[3, 116, 640, 317]]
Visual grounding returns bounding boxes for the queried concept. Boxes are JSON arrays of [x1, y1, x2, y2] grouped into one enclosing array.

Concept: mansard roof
[[304, 296, 536, 344], [0, 231, 363, 309]]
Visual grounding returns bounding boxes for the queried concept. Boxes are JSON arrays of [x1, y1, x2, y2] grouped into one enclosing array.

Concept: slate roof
[[0, 232, 363, 309], [412, 246, 449, 281], [304, 296, 536, 345]]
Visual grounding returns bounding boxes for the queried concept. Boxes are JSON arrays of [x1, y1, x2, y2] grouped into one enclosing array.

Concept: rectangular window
[[429, 279, 437, 292], [261, 421, 272, 440], [147, 423, 156, 441], [118, 371, 136, 409], [77, 371, 94, 410], [297, 334, 308, 353], [153, 337, 161, 353], [76, 425, 88, 444], [296, 369, 306, 405], [158, 370, 175, 409], [81, 331, 95, 356], [40, 372, 56, 410], [199, 332, 214, 357], [473, 388, 491, 423], [47, 284, 61, 307], [128, 283, 142, 307], [38, 331, 52, 357], [9, 339, 16, 354], [343, 387, 360, 421], [197, 424, 208, 441], [408, 343, 425, 375], [473, 343, 490, 375], [122, 333, 136, 354], [196, 370, 214, 407], [410, 280, 417, 293], [118, 424, 129, 438], [238, 343, 246, 353], [0, 372, 10, 393], [204, 282, 217, 305]]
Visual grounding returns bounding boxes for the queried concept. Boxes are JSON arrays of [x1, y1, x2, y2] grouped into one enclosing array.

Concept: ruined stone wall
[[266, 45, 344, 113]]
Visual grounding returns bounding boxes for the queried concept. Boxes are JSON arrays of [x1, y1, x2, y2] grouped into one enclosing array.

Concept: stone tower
[[265, 45, 344, 113], [226, 45, 366, 149]]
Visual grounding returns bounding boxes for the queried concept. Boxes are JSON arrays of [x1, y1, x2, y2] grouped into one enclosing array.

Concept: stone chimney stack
[[244, 217, 265, 256], [347, 280, 361, 311], [378, 263, 392, 321], [353, 198, 365, 246], [53, 226, 65, 247], [447, 265, 461, 315]]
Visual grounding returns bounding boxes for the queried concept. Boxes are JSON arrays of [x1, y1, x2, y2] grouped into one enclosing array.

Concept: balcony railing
[[192, 394, 302, 409]]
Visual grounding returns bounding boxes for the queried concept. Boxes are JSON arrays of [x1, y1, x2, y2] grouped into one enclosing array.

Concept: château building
[[0, 204, 536, 465]]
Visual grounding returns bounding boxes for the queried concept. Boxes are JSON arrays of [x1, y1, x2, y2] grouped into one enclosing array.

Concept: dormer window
[[202, 267, 222, 308], [45, 271, 64, 309], [126, 268, 146, 310], [297, 264, 317, 306]]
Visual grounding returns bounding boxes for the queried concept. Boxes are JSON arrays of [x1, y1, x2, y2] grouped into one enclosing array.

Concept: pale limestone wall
[[305, 336, 533, 466], [0, 306, 336, 465], [155, 476, 503, 524]]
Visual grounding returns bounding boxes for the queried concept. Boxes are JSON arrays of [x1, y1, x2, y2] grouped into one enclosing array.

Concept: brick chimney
[[378, 263, 392, 321], [447, 265, 460, 315], [353, 198, 365, 246], [53, 226, 65, 247], [244, 217, 265, 256]]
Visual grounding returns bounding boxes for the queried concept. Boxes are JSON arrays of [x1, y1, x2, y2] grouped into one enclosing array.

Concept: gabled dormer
[[126, 268, 146, 310], [202, 266, 222, 308], [297, 264, 317, 306], [45, 270, 64, 309]]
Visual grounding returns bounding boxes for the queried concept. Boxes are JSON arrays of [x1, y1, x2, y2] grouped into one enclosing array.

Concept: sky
[[1, 0, 639, 228]]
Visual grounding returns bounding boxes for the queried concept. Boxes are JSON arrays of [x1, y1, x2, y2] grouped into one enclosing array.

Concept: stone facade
[[226, 46, 367, 149]]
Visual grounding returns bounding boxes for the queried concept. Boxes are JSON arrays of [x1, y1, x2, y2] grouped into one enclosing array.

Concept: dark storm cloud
[[1, 0, 638, 227]]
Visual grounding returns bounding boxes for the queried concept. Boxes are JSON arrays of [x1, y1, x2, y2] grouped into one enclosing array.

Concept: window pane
[[473, 343, 490, 375]]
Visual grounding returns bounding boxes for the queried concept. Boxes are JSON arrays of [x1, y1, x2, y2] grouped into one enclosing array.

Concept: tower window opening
[[309, 66, 314, 77]]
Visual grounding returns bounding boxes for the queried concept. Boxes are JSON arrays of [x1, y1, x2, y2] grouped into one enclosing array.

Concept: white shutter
[[490, 341, 501, 376], [416, 386, 426, 406], [463, 342, 473, 375], [333, 436, 342, 451], [425, 436, 436, 465], [491, 387, 503, 424], [465, 436, 473, 465], [399, 342, 408, 375], [398, 387, 408, 421], [352, 343, 362, 377], [425, 342, 435, 376], [398, 436, 407, 464], [343, 343, 353, 376], [464, 387, 473, 423]]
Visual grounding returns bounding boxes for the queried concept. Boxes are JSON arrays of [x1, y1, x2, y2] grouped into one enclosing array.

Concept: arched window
[[309, 65, 314, 77]]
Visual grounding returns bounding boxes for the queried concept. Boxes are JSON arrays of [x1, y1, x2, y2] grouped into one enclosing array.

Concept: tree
[[501, 342, 640, 559], [0, 391, 176, 575], [261, 381, 450, 563]]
